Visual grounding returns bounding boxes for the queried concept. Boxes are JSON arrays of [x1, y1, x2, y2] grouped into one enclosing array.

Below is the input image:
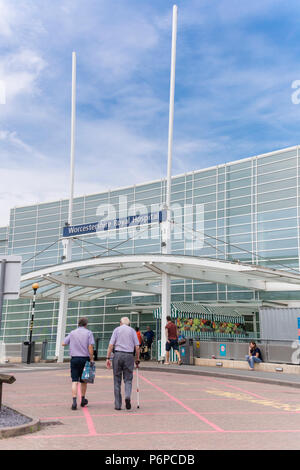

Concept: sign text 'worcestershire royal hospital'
[[62, 210, 167, 238]]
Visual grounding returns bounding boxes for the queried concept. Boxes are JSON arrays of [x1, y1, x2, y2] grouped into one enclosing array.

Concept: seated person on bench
[[245, 341, 263, 370]]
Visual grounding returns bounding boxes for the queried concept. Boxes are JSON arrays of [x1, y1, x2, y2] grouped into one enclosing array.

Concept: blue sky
[[1, 0, 300, 225]]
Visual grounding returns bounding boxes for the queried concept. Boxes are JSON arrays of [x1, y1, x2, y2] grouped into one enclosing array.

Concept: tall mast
[[56, 51, 76, 362], [160, 5, 178, 361]]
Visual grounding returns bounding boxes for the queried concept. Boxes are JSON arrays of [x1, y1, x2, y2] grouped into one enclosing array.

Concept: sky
[[1, 0, 300, 225]]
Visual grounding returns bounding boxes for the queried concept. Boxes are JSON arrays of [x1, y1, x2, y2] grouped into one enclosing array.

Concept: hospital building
[[1, 145, 300, 360]]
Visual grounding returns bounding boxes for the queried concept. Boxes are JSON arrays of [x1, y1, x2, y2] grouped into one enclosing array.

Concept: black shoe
[[125, 398, 131, 410], [71, 403, 77, 410], [81, 398, 88, 407], [115, 407, 121, 410]]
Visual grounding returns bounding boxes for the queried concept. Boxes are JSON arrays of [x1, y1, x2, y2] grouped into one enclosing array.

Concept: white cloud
[[0, 49, 46, 102], [0, 0, 45, 40], [0, 165, 103, 226], [0, 118, 167, 225], [75, 119, 166, 187], [0, 0, 300, 228], [0, 129, 47, 161], [0, 0, 17, 37]]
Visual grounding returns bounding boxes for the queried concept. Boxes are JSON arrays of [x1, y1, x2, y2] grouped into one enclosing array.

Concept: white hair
[[120, 316, 130, 326]]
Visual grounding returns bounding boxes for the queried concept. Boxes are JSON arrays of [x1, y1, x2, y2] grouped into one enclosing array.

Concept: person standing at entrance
[[62, 317, 95, 410], [165, 316, 182, 365], [135, 326, 143, 347], [143, 326, 155, 349], [106, 317, 140, 410]]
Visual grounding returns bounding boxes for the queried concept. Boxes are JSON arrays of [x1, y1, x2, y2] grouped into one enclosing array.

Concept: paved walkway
[[143, 362, 300, 388], [1, 361, 300, 450]]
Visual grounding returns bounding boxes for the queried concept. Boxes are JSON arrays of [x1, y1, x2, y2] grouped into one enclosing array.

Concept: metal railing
[[3, 335, 299, 365], [194, 338, 300, 365]]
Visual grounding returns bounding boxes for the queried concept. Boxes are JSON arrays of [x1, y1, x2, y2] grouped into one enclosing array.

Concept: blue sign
[[63, 221, 99, 237], [63, 210, 167, 237], [220, 344, 227, 357]]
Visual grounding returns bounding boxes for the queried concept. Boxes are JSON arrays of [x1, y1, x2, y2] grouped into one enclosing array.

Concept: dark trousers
[[112, 352, 134, 409]]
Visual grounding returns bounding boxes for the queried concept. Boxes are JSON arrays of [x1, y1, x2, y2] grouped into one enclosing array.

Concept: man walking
[[106, 317, 140, 410], [62, 317, 95, 410], [165, 315, 182, 365]]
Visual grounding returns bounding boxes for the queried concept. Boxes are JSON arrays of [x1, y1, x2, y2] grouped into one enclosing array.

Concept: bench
[[194, 358, 300, 374], [0, 374, 16, 410]]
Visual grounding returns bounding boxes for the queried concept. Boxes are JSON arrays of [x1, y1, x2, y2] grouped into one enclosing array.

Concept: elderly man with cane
[[106, 317, 140, 410]]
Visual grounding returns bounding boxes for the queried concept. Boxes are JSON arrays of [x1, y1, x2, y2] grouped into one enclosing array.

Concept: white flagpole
[[56, 51, 76, 362], [166, 5, 177, 229], [160, 5, 177, 361], [68, 51, 76, 228]]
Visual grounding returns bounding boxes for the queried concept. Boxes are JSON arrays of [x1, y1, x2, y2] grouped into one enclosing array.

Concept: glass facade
[[1, 145, 300, 353]]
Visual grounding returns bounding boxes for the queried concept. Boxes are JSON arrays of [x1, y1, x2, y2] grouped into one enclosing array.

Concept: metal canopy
[[20, 254, 300, 301]]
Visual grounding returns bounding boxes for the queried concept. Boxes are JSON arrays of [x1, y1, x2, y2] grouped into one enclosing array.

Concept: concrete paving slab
[[0, 361, 300, 450]]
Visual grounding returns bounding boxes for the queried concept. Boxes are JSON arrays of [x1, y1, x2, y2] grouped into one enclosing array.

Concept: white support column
[[55, 238, 73, 362], [55, 52, 76, 362], [160, 5, 177, 361], [160, 272, 171, 359], [56, 283, 69, 361], [253, 312, 257, 337]]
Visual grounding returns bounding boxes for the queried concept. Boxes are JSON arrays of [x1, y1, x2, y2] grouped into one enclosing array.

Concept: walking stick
[[136, 364, 140, 409]]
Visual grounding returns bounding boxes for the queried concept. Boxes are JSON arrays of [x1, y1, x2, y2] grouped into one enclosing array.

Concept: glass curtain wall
[[1, 146, 300, 354]]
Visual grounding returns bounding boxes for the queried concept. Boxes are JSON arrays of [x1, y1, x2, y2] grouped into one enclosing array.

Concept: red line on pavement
[[41, 411, 189, 421], [12, 397, 227, 409], [24, 428, 300, 440], [197, 410, 300, 415], [41, 408, 300, 423], [138, 373, 224, 433], [78, 386, 97, 436], [82, 406, 97, 436], [10, 389, 114, 398]]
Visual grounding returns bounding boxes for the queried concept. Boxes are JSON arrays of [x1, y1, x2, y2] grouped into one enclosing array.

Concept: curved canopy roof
[[20, 254, 300, 301]]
